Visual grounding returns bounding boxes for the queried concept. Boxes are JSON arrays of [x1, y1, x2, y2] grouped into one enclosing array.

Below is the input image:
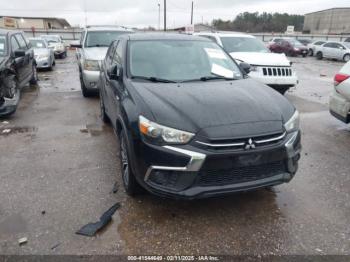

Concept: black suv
[[0, 29, 37, 117], [99, 33, 301, 199]]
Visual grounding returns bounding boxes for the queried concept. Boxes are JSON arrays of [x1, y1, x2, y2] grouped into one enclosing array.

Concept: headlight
[[139, 116, 194, 145], [84, 60, 100, 71], [294, 48, 300, 51], [284, 110, 300, 133]]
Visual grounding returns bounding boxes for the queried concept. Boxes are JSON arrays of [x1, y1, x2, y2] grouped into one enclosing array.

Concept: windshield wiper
[[87, 44, 109, 48], [181, 76, 237, 83], [131, 76, 178, 83]]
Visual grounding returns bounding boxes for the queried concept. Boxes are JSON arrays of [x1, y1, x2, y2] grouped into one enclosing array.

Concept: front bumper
[[36, 58, 51, 69], [82, 70, 100, 89], [132, 131, 301, 199], [330, 90, 350, 123], [0, 94, 20, 117], [54, 49, 66, 56], [249, 69, 298, 89]]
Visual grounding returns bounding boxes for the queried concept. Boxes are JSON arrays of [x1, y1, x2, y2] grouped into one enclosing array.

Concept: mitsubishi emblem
[[245, 138, 256, 150]]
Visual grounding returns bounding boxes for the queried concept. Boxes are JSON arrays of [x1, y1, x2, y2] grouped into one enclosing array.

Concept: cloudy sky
[[1, 0, 349, 28]]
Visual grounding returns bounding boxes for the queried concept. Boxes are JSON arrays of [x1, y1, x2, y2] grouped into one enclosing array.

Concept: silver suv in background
[[72, 26, 133, 97]]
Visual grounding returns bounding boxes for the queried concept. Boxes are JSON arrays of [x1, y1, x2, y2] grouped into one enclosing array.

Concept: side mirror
[[108, 64, 122, 81], [240, 62, 251, 75], [14, 50, 26, 58]]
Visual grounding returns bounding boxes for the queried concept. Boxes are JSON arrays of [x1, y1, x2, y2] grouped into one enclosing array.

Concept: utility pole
[[191, 1, 194, 25], [164, 0, 167, 31], [84, 0, 87, 27], [158, 3, 161, 31]]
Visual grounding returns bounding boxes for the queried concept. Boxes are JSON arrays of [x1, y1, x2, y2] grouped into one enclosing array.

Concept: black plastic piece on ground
[[76, 203, 121, 237]]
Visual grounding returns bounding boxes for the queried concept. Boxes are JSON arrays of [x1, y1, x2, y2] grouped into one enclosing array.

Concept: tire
[[308, 49, 313, 56], [53, 60, 56, 66], [343, 54, 350, 62], [278, 87, 289, 95], [29, 64, 38, 85], [302, 53, 307, 58], [80, 72, 92, 97], [316, 52, 323, 60], [119, 131, 142, 196], [99, 90, 110, 123]]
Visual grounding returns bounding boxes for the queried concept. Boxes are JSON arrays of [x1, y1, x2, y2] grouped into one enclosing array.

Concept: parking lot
[[0, 51, 349, 255]]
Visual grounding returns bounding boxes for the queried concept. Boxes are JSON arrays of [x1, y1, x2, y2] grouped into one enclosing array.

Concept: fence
[[22, 28, 82, 43], [251, 33, 350, 42], [20, 28, 350, 44]]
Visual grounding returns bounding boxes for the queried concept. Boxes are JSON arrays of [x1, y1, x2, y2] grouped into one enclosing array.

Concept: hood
[[33, 48, 50, 56], [83, 47, 108, 60], [132, 78, 294, 139], [230, 52, 291, 66]]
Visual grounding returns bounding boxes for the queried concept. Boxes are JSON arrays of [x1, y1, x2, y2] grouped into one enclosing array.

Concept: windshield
[[220, 37, 269, 53], [41, 36, 61, 43], [129, 40, 242, 82], [0, 35, 6, 56], [85, 31, 129, 48], [29, 39, 47, 48]]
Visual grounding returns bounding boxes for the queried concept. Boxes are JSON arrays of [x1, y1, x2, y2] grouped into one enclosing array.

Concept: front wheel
[[119, 131, 142, 196], [316, 52, 323, 60], [343, 54, 350, 62]]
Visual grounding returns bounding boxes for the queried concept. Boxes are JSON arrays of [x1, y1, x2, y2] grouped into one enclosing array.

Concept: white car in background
[[307, 40, 326, 56], [316, 42, 350, 62], [28, 38, 55, 70], [40, 35, 67, 58], [330, 61, 350, 123], [196, 32, 298, 94]]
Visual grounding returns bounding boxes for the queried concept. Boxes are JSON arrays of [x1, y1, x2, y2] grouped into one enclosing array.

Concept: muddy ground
[[0, 52, 349, 256]]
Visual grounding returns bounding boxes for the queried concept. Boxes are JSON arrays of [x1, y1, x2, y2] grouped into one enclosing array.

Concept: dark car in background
[[99, 33, 302, 199], [0, 29, 37, 117], [269, 39, 308, 57]]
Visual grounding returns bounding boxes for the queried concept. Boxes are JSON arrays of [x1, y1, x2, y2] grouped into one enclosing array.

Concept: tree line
[[212, 12, 304, 33]]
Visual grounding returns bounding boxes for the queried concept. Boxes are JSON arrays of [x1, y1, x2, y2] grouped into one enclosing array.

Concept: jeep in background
[[71, 26, 133, 97], [196, 32, 298, 94]]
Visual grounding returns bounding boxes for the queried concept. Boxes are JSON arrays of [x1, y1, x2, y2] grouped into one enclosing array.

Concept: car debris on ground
[[18, 237, 28, 246], [2, 129, 11, 134], [76, 203, 121, 237]]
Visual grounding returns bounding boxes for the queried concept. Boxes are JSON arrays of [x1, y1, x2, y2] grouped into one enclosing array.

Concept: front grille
[[262, 67, 292, 77], [198, 161, 286, 186], [196, 132, 286, 151]]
